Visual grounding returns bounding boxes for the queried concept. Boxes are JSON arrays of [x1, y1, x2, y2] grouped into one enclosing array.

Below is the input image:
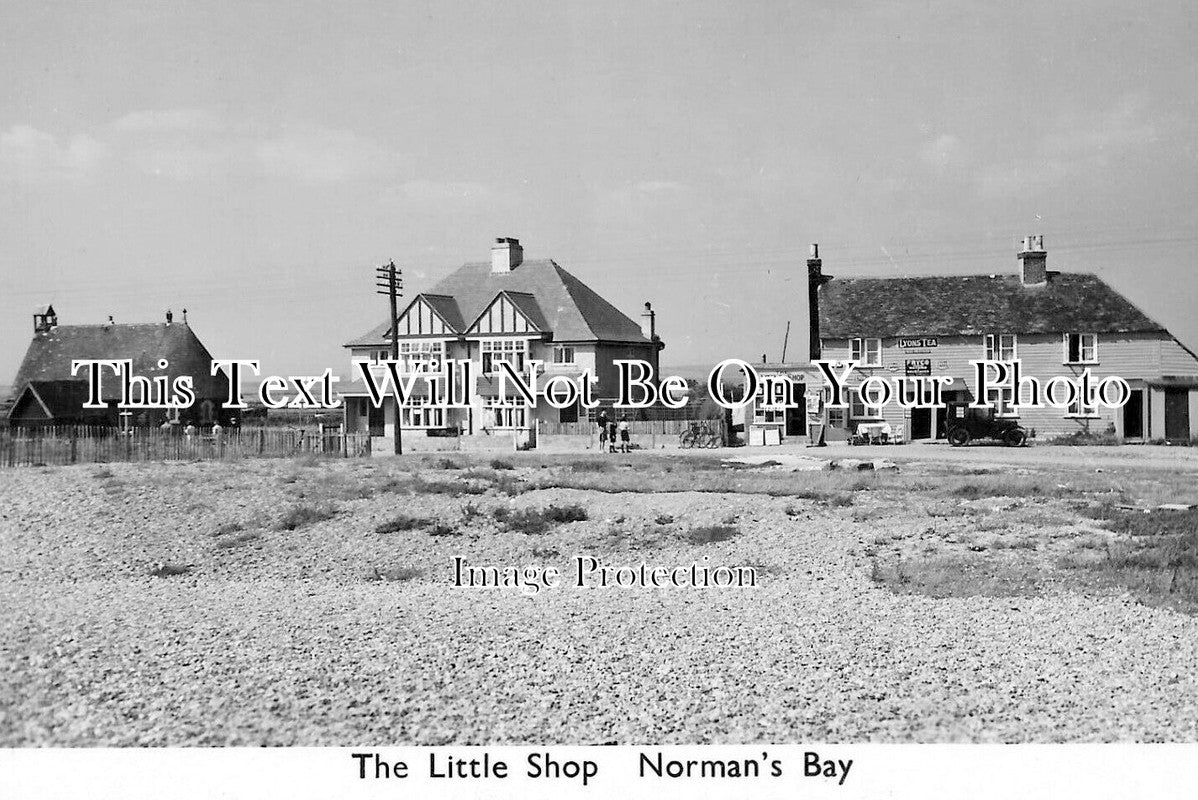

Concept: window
[[552, 345, 576, 365], [1066, 393, 1099, 418], [849, 388, 883, 420], [985, 334, 1017, 361], [397, 341, 445, 372], [753, 384, 783, 424], [993, 386, 1019, 417], [402, 405, 445, 428], [1064, 333, 1098, 364], [559, 401, 579, 424], [481, 339, 528, 375], [850, 338, 882, 367], [490, 405, 527, 428]]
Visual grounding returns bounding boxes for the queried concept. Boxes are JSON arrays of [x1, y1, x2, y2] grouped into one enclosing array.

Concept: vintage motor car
[[944, 401, 1028, 447]]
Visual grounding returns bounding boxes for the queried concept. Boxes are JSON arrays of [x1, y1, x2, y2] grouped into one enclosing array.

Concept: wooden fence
[[0, 426, 371, 468]]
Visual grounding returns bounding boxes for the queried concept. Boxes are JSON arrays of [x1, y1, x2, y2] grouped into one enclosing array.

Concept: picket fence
[[0, 426, 371, 468]]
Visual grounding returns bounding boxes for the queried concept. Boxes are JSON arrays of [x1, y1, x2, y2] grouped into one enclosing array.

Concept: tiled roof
[[8, 380, 96, 420], [10, 323, 229, 402], [345, 258, 650, 347], [819, 273, 1166, 339]]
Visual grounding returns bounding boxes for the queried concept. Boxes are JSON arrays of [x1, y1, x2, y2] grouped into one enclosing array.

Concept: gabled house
[[809, 237, 1198, 443], [342, 237, 664, 450], [7, 307, 232, 428]]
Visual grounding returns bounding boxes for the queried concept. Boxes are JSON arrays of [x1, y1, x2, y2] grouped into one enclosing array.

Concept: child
[[607, 419, 618, 453], [617, 416, 631, 453], [597, 411, 609, 452]]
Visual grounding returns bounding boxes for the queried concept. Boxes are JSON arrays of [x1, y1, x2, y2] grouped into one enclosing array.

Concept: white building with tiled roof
[[342, 238, 663, 450]]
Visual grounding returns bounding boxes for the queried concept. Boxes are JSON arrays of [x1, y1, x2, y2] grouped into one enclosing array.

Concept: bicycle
[[679, 421, 720, 449]]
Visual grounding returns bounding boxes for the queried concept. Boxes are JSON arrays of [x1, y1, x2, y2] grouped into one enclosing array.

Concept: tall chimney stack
[[1018, 234, 1047, 286], [807, 243, 827, 362], [640, 301, 656, 342], [491, 237, 523, 274]]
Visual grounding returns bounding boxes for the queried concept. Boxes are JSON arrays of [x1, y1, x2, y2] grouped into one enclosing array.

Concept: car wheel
[[947, 427, 970, 447], [1004, 427, 1028, 447]]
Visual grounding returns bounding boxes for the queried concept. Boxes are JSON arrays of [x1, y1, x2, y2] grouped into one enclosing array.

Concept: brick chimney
[[640, 302, 656, 342], [807, 243, 828, 362], [491, 237, 523, 273], [1018, 234, 1047, 286]]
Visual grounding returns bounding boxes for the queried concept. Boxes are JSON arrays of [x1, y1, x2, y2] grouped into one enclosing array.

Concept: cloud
[[257, 127, 400, 183], [2, 108, 406, 184], [0, 125, 107, 182], [108, 108, 227, 134]]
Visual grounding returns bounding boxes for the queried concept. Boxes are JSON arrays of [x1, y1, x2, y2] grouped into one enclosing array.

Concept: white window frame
[[1065, 393, 1100, 419], [401, 404, 446, 429], [481, 338, 528, 376], [985, 334, 1017, 362], [1064, 333, 1098, 365], [490, 405, 527, 429], [552, 344, 576, 365], [850, 337, 882, 367], [849, 387, 883, 420]]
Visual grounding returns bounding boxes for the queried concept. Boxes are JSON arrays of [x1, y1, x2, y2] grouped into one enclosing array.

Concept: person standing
[[606, 418, 618, 453], [596, 409, 609, 453], [617, 415, 630, 453]]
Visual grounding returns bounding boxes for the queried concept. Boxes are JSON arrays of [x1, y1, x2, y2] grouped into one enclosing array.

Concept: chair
[[889, 424, 905, 445]]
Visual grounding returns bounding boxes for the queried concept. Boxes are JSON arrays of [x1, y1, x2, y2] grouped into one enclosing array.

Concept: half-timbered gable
[[465, 291, 547, 337]]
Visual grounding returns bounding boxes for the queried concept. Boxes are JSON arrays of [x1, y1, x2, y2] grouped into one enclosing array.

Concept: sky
[[2, 0, 1197, 385]]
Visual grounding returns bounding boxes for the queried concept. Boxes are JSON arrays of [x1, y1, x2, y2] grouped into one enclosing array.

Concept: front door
[[910, 407, 932, 440], [785, 382, 806, 437], [1122, 389, 1145, 440], [1165, 389, 1190, 442]]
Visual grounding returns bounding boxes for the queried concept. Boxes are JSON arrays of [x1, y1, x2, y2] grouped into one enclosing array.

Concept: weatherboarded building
[[812, 237, 1198, 443], [342, 238, 664, 451], [7, 306, 231, 428]]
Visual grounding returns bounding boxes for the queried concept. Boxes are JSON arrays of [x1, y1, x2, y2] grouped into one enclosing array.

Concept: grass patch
[[686, 524, 740, 545], [494, 503, 588, 535], [92, 466, 115, 480], [870, 555, 1049, 597], [435, 457, 462, 470], [569, 459, 613, 473], [213, 520, 245, 537], [413, 477, 489, 496], [215, 531, 262, 549], [275, 504, 337, 531], [429, 522, 460, 537], [149, 562, 193, 577], [368, 566, 423, 582], [1064, 506, 1198, 612], [489, 458, 515, 470], [375, 513, 429, 534], [1046, 430, 1123, 446]]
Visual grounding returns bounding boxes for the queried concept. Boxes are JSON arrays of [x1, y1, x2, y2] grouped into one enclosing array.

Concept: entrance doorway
[[1122, 389, 1145, 440], [910, 408, 933, 440], [785, 382, 806, 438], [1165, 389, 1190, 442]]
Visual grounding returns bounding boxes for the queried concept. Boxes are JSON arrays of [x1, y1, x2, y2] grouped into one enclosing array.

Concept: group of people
[[595, 410, 632, 453]]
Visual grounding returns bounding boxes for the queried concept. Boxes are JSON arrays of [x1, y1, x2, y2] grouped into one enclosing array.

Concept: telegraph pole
[[375, 261, 403, 455]]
